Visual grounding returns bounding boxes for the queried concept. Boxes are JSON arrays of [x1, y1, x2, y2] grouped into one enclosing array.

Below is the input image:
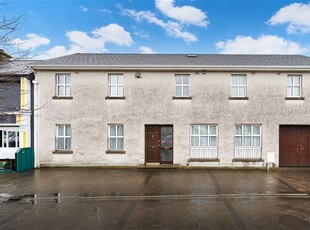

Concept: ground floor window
[[56, 124, 71, 150], [235, 125, 261, 159], [0, 130, 19, 148], [190, 124, 217, 159], [108, 124, 124, 150]]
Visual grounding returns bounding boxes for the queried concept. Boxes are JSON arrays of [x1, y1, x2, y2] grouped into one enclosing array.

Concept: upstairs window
[[287, 75, 301, 98], [175, 75, 190, 97], [108, 74, 123, 97], [56, 124, 71, 150], [231, 75, 246, 97], [56, 74, 71, 97]]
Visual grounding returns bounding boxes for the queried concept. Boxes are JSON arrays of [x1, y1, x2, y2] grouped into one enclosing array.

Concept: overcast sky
[[4, 0, 310, 59]]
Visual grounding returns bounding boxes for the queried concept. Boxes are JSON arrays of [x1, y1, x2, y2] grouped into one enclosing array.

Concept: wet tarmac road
[[0, 168, 310, 229]]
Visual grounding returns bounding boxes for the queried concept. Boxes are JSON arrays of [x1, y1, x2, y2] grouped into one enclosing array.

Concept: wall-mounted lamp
[[135, 72, 142, 78], [202, 70, 206, 75]]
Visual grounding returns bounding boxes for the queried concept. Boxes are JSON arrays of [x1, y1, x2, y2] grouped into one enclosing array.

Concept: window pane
[[3, 131, 7, 147], [110, 86, 117, 96], [110, 125, 116, 136], [235, 126, 242, 135], [161, 127, 173, 135], [117, 75, 123, 84], [117, 86, 123, 96], [65, 75, 70, 84], [183, 86, 189, 96], [183, 76, 189, 85], [117, 125, 123, 136], [253, 126, 260, 135], [243, 125, 251, 135], [253, 137, 260, 146], [58, 86, 64, 96], [110, 138, 117, 150], [109, 75, 118, 84], [57, 138, 65, 150], [191, 136, 199, 147], [117, 138, 124, 150], [191, 125, 199, 135], [243, 136, 251, 146], [235, 137, 242, 146], [65, 125, 71, 136], [232, 76, 238, 85], [200, 125, 208, 135], [287, 76, 293, 85], [0, 131, 2, 147], [287, 87, 292, 97], [176, 76, 182, 84], [231, 86, 238, 97], [239, 76, 246, 85], [176, 86, 182, 96], [8, 131, 16, 147], [58, 75, 65, 84], [200, 136, 208, 146], [209, 136, 217, 146], [293, 87, 300, 97], [209, 126, 216, 135], [65, 138, 71, 149], [58, 125, 64, 136], [239, 86, 245, 97], [65, 86, 71, 96], [293, 76, 300, 85]]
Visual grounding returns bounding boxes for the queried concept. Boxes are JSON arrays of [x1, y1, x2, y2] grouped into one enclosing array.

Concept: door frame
[[145, 124, 174, 164]]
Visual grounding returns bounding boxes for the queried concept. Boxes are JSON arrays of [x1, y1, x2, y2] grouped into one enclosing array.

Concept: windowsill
[[233, 158, 264, 162], [172, 96, 192, 100], [105, 150, 126, 154], [105, 96, 126, 100], [285, 97, 304, 100], [229, 97, 249, 100], [52, 150, 73, 154], [52, 96, 73, 100], [188, 158, 220, 162]]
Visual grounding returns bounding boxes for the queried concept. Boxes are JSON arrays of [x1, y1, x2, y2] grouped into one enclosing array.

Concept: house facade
[[0, 50, 33, 163], [31, 54, 310, 168]]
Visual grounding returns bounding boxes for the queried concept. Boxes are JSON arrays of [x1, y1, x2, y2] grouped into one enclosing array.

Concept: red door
[[145, 125, 173, 164], [146, 126, 160, 163], [280, 126, 310, 166]]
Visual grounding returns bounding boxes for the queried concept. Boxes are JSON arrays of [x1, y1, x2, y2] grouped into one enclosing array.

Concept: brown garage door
[[280, 126, 310, 167]]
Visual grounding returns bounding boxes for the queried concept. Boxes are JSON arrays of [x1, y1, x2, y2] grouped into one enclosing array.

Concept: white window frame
[[190, 124, 217, 159], [231, 74, 246, 97], [287, 75, 302, 98], [234, 125, 261, 159], [56, 124, 71, 150], [108, 124, 124, 151], [56, 74, 71, 97], [0, 129, 19, 148], [175, 74, 190, 97], [108, 74, 124, 97]]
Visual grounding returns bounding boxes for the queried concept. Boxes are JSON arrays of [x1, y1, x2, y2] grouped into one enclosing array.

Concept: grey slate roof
[[0, 60, 36, 75], [33, 53, 310, 67]]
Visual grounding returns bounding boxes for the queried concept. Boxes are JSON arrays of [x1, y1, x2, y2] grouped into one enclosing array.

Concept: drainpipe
[[32, 72, 39, 168]]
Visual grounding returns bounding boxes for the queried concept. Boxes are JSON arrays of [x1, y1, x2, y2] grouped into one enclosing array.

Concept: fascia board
[[30, 65, 310, 72]]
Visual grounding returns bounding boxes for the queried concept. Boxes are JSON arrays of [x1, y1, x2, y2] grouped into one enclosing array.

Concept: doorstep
[[137, 164, 180, 169]]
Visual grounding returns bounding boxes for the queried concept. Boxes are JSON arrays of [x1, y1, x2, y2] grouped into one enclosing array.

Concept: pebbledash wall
[[31, 54, 310, 168]]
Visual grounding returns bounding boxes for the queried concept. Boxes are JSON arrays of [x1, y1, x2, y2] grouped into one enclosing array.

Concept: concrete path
[[0, 168, 309, 229]]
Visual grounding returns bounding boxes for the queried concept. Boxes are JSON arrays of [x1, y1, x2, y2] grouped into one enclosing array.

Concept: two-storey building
[[31, 53, 310, 168], [0, 50, 34, 165]]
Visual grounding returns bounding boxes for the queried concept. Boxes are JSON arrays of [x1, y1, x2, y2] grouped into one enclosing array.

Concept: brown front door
[[145, 125, 173, 164], [280, 126, 310, 166]]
